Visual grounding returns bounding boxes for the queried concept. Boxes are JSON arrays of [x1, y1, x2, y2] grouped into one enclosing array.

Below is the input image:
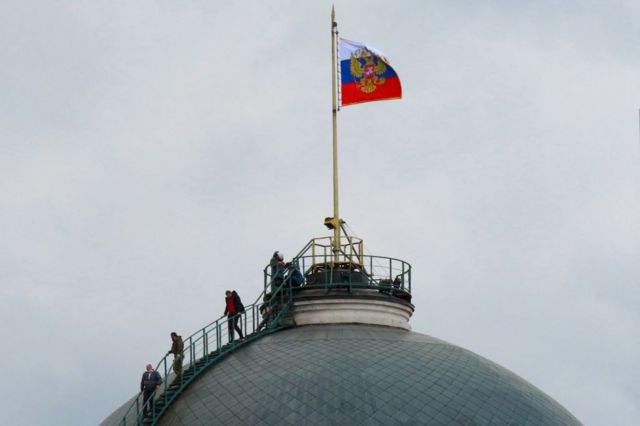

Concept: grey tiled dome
[[156, 324, 581, 425]]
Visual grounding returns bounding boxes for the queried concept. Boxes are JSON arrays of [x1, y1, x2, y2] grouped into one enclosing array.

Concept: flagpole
[[330, 5, 341, 256]]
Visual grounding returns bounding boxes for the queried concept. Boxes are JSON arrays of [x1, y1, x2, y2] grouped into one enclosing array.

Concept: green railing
[[118, 237, 411, 425], [299, 254, 411, 294], [264, 238, 412, 300], [119, 276, 294, 425]]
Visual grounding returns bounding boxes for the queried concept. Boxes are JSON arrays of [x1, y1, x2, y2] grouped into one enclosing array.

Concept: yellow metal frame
[[306, 234, 364, 270]]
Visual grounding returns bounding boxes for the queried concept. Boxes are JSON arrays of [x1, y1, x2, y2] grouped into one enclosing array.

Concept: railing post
[[323, 247, 327, 270], [255, 304, 260, 333], [242, 312, 247, 338], [303, 257, 307, 278], [216, 323, 220, 352], [253, 305, 257, 334], [131, 395, 139, 426], [190, 341, 196, 374], [151, 395, 156, 424], [202, 329, 207, 356], [280, 281, 286, 309]]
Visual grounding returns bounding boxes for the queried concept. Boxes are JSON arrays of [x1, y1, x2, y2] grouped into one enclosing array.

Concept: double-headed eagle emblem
[[349, 48, 387, 94]]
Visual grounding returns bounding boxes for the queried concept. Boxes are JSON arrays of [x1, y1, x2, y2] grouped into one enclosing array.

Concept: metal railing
[[307, 235, 364, 267], [118, 237, 412, 425], [119, 276, 295, 425], [263, 237, 412, 297]]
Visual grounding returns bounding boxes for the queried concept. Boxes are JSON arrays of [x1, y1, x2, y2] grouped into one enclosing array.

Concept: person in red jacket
[[224, 290, 245, 342]]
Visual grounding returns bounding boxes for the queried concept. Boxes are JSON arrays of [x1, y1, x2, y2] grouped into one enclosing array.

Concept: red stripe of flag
[[341, 76, 402, 106]]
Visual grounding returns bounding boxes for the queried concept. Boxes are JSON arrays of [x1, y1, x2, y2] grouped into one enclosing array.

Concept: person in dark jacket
[[166, 332, 184, 382], [269, 251, 285, 292], [224, 290, 245, 342], [286, 262, 304, 287], [140, 364, 162, 418]]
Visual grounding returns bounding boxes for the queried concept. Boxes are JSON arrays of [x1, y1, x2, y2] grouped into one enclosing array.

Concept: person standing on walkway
[[286, 261, 304, 287], [166, 332, 184, 382], [270, 251, 285, 292], [140, 364, 162, 418], [224, 290, 245, 342]]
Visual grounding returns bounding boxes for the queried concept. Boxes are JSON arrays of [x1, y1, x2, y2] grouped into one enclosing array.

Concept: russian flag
[[339, 38, 402, 107]]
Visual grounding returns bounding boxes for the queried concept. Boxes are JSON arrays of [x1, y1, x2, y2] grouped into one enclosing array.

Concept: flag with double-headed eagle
[[339, 38, 402, 107]]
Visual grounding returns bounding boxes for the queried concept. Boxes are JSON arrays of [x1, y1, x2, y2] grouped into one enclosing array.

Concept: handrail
[[264, 253, 412, 296], [119, 274, 295, 425], [118, 240, 412, 425], [263, 238, 411, 296]]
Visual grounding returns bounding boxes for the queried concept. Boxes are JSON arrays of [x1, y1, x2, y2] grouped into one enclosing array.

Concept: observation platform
[[265, 236, 414, 329]]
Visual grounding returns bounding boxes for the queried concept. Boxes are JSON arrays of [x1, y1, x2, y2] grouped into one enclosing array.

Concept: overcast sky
[[1, 1, 639, 425]]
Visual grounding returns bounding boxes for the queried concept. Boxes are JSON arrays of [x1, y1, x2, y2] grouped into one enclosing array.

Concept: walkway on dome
[[111, 237, 412, 426]]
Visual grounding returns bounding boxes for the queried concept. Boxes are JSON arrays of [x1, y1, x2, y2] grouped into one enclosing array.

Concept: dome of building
[[103, 320, 580, 425], [101, 245, 581, 426], [153, 324, 579, 426]]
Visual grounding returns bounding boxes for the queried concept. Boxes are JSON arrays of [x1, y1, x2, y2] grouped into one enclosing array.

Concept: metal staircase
[[119, 277, 295, 426], [118, 236, 412, 425]]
